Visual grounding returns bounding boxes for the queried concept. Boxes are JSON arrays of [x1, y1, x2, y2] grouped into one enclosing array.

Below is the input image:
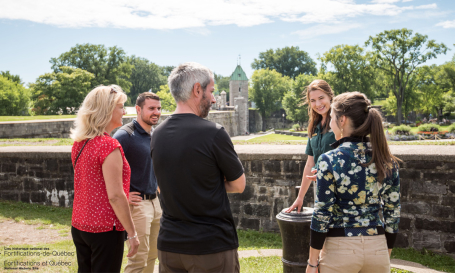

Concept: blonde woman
[[70, 85, 139, 272]]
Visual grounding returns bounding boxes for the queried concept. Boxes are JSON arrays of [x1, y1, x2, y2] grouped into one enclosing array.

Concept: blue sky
[[0, 0, 454, 85]]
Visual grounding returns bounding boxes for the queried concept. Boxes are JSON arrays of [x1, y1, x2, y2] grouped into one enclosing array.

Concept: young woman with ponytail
[[306, 92, 401, 273], [285, 80, 337, 213]]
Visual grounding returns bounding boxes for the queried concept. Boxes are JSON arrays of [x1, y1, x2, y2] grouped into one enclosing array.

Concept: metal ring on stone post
[[276, 207, 314, 273]]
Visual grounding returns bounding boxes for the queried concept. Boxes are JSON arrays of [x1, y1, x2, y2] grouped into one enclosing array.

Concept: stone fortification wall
[[0, 146, 454, 254], [0, 111, 238, 139], [248, 109, 295, 133]]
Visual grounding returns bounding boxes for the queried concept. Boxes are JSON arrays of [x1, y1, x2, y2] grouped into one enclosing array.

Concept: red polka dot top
[[71, 132, 131, 233]]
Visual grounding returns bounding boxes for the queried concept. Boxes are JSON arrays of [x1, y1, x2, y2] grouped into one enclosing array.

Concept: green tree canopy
[[50, 43, 133, 96], [1, 71, 23, 85], [250, 69, 291, 131], [319, 44, 376, 100], [251, 46, 317, 79], [161, 66, 175, 78], [282, 74, 316, 129], [155, 84, 176, 112], [214, 73, 230, 100], [365, 28, 448, 124], [0, 75, 31, 115], [129, 56, 167, 104], [31, 67, 94, 115]]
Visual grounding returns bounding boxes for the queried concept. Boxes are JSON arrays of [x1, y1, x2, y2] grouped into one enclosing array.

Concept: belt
[[327, 226, 385, 237], [139, 193, 156, 200]]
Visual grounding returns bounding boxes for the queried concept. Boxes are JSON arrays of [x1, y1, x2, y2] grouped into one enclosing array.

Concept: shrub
[[417, 124, 440, 132], [391, 125, 412, 135], [292, 124, 300, 131], [448, 124, 455, 133]]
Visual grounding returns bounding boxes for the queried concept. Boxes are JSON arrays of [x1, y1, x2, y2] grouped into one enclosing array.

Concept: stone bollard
[[276, 207, 314, 273]]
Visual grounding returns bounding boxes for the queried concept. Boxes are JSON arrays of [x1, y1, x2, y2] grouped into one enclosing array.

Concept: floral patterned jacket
[[311, 138, 400, 237]]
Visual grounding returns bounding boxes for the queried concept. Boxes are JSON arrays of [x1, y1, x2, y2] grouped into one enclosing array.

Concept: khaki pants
[[158, 249, 239, 273], [125, 197, 162, 273], [319, 235, 390, 273]]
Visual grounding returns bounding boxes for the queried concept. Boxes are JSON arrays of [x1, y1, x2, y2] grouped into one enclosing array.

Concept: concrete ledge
[[1, 145, 455, 162]]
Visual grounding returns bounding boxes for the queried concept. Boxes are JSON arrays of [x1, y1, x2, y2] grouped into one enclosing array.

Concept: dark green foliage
[[252, 46, 317, 79], [31, 66, 94, 115], [366, 28, 448, 125], [50, 43, 133, 95], [129, 56, 167, 104]]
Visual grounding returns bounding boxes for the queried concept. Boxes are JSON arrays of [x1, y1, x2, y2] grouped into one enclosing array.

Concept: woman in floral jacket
[[306, 92, 401, 273]]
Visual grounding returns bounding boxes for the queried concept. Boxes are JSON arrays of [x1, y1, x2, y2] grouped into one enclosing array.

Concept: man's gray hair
[[168, 62, 214, 103]]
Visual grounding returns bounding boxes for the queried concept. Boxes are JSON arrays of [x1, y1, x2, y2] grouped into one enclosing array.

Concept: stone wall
[[248, 109, 295, 133], [0, 111, 238, 138], [0, 147, 454, 254]]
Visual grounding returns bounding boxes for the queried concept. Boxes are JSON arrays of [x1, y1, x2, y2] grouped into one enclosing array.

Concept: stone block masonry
[[0, 145, 454, 254], [0, 111, 239, 139]]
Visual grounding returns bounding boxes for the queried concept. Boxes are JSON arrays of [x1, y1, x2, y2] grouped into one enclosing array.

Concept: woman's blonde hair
[[70, 85, 127, 142]]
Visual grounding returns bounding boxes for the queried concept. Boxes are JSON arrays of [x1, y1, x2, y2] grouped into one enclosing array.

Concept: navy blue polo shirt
[[113, 120, 157, 195]]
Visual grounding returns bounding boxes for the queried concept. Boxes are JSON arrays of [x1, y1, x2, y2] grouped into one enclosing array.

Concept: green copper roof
[[230, 65, 248, 81]]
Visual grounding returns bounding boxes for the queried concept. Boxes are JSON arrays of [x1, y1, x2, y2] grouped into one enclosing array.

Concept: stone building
[[229, 65, 249, 135]]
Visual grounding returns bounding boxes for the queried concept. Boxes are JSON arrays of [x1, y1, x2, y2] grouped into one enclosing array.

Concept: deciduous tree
[[129, 56, 167, 104], [156, 85, 176, 112], [50, 44, 132, 95], [31, 67, 94, 115], [365, 28, 448, 124], [252, 46, 317, 79], [0, 75, 31, 115], [319, 45, 376, 99], [282, 74, 316, 129], [250, 69, 291, 131]]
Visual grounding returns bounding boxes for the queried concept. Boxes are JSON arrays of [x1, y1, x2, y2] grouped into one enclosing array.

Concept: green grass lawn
[[231, 133, 455, 145], [0, 138, 74, 146], [0, 115, 77, 122], [233, 133, 308, 145]]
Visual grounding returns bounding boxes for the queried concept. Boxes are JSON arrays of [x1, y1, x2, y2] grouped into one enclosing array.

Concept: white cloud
[[371, 0, 400, 3], [0, 0, 438, 30], [436, 20, 455, 29], [293, 23, 362, 39], [402, 0, 413, 2]]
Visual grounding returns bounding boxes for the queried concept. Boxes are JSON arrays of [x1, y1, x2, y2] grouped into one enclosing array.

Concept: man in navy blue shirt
[[114, 92, 162, 273]]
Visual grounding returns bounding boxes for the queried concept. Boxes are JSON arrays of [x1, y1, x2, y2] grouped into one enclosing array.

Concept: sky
[[0, 0, 454, 85]]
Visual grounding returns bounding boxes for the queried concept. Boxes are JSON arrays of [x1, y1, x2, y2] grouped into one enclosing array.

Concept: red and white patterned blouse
[[71, 132, 131, 233]]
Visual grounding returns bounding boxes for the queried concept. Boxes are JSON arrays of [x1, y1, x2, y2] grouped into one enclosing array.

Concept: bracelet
[[307, 259, 319, 268], [127, 233, 137, 240]]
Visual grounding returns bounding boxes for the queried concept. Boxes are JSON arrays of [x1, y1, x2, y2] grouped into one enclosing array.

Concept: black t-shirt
[[151, 114, 244, 255]]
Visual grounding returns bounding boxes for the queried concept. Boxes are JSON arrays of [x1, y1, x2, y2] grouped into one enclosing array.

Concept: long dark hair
[[303, 80, 334, 136], [331, 92, 401, 182]]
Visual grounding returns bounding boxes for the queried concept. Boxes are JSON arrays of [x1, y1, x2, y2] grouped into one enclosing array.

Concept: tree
[[129, 56, 167, 104], [161, 66, 175, 78], [1, 71, 23, 85], [214, 73, 230, 101], [50, 43, 133, 96], [282, 74, 316, 129], [251, 46, 317, 79], [0, 75, 31, 115], [31, 67, 94, 115], [319, 45, 376, 100], [250, 69, 291, 131], [156, 85, 176, 112], [365, 28, 448, 124]]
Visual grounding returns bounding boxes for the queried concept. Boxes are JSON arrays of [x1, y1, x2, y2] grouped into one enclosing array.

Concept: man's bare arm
[[225, 174, 246, 193]]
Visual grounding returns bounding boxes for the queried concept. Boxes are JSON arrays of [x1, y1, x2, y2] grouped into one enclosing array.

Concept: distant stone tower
[[229, 64, 249, 134]]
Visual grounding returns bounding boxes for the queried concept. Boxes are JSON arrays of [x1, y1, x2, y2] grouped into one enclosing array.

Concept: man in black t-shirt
[[151, 62, 246, 273]]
